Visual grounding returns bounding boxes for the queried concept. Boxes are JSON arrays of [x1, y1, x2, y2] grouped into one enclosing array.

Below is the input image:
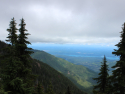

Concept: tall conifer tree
[[46, 81, 55, 94], [93, 55, 109, 94], [111, 23, 125, 94], [106, 75, 114, 94], [0, 17, 26, 94], [36, 82, 44, 94], [17, 18, 38, 94], [6, 17, 18, 46]]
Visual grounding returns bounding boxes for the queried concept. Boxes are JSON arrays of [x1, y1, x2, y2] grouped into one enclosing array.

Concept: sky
[[0, 0, 125, 47]]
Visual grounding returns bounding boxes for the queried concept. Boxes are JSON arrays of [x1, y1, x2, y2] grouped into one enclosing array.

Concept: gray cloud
[[0, 0, 125, 45]]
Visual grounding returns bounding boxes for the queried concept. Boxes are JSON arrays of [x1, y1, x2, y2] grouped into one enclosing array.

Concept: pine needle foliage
[[111, 23, 125, 94], [93, 55, 109, 94], [0, 17, 26, 94], [16, 18, 38, 94], [46, 81, 55, 94], [6, 17, 18, 46], [36, 82, 44, 94], [0, 18, 38, 94]]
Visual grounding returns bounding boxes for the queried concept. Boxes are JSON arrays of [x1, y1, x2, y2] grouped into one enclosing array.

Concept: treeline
[[92, 23, 125, 94], [0, 18, 86, 94], [0, 17, 39, 94]]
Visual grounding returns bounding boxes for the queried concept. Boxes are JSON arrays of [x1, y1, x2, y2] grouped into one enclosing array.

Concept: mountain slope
[[0, 40, 87, 94], [30, 49, 98, 94], [30, 57, 87, 94], [55, 55, 116, 75]]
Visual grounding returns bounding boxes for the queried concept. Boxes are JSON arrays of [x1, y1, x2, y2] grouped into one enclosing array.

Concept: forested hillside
[[0, 40, 87, 94], [30, 49, 98, 94], [31, 58, 87, 94], [0, 18, 88, 94], [54, 55, 116, 75]]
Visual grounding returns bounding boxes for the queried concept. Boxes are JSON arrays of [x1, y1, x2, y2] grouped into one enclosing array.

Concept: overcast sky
[[0, 0, 125, 46]]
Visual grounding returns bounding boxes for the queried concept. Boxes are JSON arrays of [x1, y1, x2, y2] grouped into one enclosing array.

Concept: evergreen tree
[[36, 82, 44, 94], [105, 75, 114, 94], [16, 18, 38, 94], [6, 17, 18, 46], [0, 17, 26, 94], [93, 55, 109, 94], [111, 23, 125, 94], [46, 81, 55, 94]]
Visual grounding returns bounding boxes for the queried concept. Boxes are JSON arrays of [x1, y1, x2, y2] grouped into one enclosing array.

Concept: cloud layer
[[0, 0, 125, 45]]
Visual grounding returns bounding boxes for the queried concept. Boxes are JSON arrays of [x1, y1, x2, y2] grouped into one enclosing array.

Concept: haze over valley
[[28, 43, 119, 75]]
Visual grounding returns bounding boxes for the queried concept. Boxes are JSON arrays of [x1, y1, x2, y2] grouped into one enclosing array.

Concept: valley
[[53, 55, 117, 75], [28, 43, 119, 76], [30, 49, 99, 94]]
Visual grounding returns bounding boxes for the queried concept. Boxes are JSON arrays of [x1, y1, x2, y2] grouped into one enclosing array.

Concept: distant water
[[51, 54, 119, 60], [28, 43, 119, 60]]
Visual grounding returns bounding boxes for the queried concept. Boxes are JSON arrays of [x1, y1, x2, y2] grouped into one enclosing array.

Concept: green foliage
[[111, 23, 125, 94], [30, 58, 86, 94], [0, 18, 88, 94], [55, 55, 116, 75], [0, 18, 38, 94], [92, 23, 125, 94], [0, 42, 87, 93], [34, 82, 44, 94], [0, 17, 26, 94], [93, 56, 109, 94], [16, 18, 38, 94], [46, 81, 55, 94], [6, 17, 18, 46], [30, 50, 97, 94]]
